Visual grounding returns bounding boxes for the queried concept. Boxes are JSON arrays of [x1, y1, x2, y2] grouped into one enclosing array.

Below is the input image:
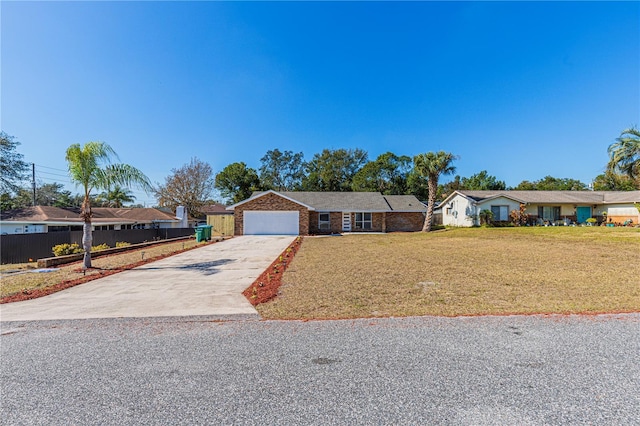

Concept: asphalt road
[[1, 314, 639, 425]]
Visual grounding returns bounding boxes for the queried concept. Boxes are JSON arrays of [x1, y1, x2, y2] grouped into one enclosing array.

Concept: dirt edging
[[243, 237, 303, 305]]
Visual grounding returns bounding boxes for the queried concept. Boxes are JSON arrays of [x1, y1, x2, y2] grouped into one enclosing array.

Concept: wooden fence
[[1, 228, 195, 264], [206, 214, 235, 236]]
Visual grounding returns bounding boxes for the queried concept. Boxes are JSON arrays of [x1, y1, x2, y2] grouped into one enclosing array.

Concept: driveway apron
[[0, 236, 295, 321]]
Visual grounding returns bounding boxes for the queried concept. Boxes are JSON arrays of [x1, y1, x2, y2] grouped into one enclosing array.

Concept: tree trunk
[[422, 177, 437, 232], [82, 220, 92, 269]]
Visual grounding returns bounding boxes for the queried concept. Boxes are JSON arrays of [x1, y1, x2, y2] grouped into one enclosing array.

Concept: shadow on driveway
[[136, 259, 236, 276]]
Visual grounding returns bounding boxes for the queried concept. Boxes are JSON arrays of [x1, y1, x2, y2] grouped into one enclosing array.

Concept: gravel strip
[[1, 314, 639, 425]]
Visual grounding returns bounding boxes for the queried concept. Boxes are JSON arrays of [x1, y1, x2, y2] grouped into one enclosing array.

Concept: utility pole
[[32, 163, 36, 206]]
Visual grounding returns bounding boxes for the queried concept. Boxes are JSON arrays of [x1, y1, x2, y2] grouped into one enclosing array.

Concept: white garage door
[[243, 211, 299, 235]]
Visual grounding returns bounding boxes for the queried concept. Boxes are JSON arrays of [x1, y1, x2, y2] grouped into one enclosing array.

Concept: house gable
[[231, 191, 311, 235]]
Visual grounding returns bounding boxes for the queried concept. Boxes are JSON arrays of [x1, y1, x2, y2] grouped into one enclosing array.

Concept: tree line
[[1, 127, 635, 267], [2, 127, 639, 218]]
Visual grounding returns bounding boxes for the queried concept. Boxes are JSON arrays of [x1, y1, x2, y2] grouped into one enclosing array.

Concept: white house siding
[[525, 204, 576, 218], [606, 205, 638, 216], [442, 195, 476, 227], [605, 204, 640, 224], [0, 224, 46, 234], [477, 197, 522, 222]]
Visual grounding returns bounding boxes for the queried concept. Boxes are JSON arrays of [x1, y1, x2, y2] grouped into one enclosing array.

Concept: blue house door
[[576, 206, 592, 224]]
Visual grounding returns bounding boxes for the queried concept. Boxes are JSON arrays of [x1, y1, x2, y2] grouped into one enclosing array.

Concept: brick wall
[[386, 212, 425, 232], [309, 211, 343, 234], [234, 193, 309, 235]]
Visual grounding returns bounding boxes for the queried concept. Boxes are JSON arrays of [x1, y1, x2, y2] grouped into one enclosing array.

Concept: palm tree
[[97, 185, 136, 208], [66, 142, 152, 269], [413, 151, 458, 232], [608, 127, 640, 182]]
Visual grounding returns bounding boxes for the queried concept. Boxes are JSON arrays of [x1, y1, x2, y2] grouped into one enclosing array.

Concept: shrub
[[52, 243, 83, 257], [479, 209, 494, 226], [115, 241, 131, 248], [509, 204, 529, 226], [91, 243, 110, 252]]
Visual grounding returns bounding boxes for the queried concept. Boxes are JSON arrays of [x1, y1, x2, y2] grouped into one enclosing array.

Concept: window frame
[[354, 212, 372, 229], [490, 205, 509, 221], [318, 212, 331, 231]]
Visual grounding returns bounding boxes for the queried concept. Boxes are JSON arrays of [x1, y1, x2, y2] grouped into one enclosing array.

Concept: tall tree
[[97, 185, 136, 208], [11, 182, 76, 208], [215, 162, 261, 204], [352, 152, 412, 194], [259, 149, 306, 191], [66, 142, 152, 269], [302, 148, 368, 191], [414, 151, 457, 232], [0, 131, 29, 194], [592, 171, 638, 191], [608, 127, 640, 182], [461, 170, 506, 190], [155, 158, 215, 217], [514, 176, 588, 191], [437, 175, 462, 201]]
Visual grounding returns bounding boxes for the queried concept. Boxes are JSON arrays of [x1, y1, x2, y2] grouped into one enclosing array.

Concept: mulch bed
[[0, 241, 216, 304], [243, 237, 303, 305]]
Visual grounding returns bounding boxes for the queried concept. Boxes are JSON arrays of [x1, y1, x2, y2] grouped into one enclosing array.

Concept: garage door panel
[[244, 211, 299, 235]]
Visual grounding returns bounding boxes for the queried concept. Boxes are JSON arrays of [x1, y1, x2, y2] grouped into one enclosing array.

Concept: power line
[[34, 164, 68, 172], [34, 173, 75, 185], [37, 170, 71, 178]]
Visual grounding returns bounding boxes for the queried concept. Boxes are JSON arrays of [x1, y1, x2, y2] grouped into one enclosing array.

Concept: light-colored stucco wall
[[524, 204, 576, 217], [0, 223, 47, 234], [442, 195, 476, 227], [477, 197, 522, 222]]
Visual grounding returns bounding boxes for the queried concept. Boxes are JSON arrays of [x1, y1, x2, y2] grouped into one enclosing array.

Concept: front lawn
[[258, 227, 640, 319]]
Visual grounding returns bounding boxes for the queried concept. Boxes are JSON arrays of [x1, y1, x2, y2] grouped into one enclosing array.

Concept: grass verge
[[257, 227, 640, 319]]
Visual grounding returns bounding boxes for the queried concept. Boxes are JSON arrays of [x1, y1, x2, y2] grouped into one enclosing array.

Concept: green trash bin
[[195, 227, 204, 242], [202, 225, 212, 241]]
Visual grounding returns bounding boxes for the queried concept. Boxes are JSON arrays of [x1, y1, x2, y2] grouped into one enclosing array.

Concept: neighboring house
[[201, 203, 235, 236], [0, 206, 189, 234], [226, 191, 426, 235], [439, 190, 640, 227]]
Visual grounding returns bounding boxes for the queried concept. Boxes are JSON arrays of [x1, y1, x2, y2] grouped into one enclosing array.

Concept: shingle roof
[[199, 203, 230, 215], [235, 191, 425, 212], [383, 195, 427, 212], [457, 190, 640, 204], [1, 206, 179, 223], [278, 192, 392, 211]]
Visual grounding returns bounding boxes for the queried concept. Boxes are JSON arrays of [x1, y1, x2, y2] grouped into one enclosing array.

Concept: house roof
[[1, 206, 179, 224], [383, 195, 427, 212], [451, 190, 640, 205], [228, 191, 426, 212], [277, 191, 393, 212], [199, 203, 230, 215]]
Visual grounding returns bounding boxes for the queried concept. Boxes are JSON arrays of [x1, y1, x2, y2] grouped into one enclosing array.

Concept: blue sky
[[2, 1, 639, 205]]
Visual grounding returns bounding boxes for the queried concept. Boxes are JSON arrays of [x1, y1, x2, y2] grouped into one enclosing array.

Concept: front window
[[538, 206, 561, 221], [355, 212, 372, 229], [318, 213, 330, 231], [490, 205, 509, 221]]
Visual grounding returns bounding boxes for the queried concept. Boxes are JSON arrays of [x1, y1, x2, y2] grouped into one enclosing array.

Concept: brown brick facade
[[309, 211, 344, 234], [308, 212, 389, 233], [235, 192, 426, 235], [234, 193, 309, 235], [386, 212, 425, 232]]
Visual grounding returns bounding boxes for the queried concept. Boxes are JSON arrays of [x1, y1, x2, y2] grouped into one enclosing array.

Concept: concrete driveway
[[0, 236, 295, 322]]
